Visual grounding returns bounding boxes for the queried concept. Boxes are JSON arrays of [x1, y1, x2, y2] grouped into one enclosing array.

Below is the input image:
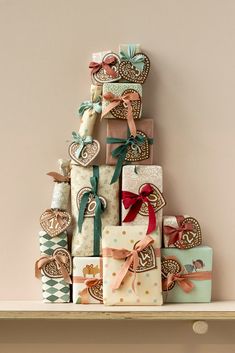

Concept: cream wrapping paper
[[72, 257, 103, 304], [71, 164, 120, 256], [102, 225, 162, 306], [50, 182, 70, 210]]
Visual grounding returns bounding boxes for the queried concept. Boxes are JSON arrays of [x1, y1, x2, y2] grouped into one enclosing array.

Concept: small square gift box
[[69, 85, 102, 167], [35, 231, 72, 303], [102, 82, 142, 137], [106, 119, 154, 183], [163, 215, 202, 249], [122, 165, 166, 240], [161, 246, 213, 303], [102, 225, 162, 306], [89, 50, 121, 84], [72, 257, 103, 304], [71, 164, 120, 257]]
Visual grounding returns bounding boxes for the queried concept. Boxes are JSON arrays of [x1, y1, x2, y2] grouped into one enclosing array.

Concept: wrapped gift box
[[102, 225, 162, 306], [163, 215, 202, 249], [161, 246, 213, 303], [71, 164, 120, 256], [122, 165, 165, 240], [73, 257, 103, 304]]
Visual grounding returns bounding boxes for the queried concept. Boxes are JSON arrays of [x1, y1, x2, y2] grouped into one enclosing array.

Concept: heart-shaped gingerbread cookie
[[129, 243, 157, 273], [119, 53, 150, 84], [110, 89, 141, 120], [138, 183, 166, 216], [88, 279, 103, 302], [76, 187, 107, 217], [93, 53, 121, 84], [40, 209, 71, 237], [69, 140, 100, 167], [125, 131, 150, 162], [42, 248, 72, 279], [161, 256, 182, 291], [174, 217, 202, 249]]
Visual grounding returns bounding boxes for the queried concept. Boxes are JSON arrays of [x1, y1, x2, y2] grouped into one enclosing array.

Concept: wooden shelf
[[0, 301, 234, 320]]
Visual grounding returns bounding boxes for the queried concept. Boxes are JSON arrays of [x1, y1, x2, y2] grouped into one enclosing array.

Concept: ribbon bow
[[71, 131, 93, 158], [101, 92, 141, 137], [78, 99, 102, 117], [162, 271, 212, 293], [120, 45, 145, 71], [41, 209, 68, 228], [47, 172, 70, 183], [106, 134, 145, 184], [35, 254, 72, 284], [164, 216, 194, 246], [78, 166, 105, 256], [89, 55, 117, 78], [73, 276, 102, 303], [122, 183, 156, 234], [103, 235, 154, 292]]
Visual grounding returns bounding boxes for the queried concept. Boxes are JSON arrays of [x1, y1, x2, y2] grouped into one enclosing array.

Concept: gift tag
[[138, 183, 166, 216], [76, 187, 107, 217], [125, 131, 150, 162], [110, 89, 141, 120], [93, 53, 121, 84], [69, 140, 100, 167], [40, 209, 71, 237], [119, 53, 150, 84], [161, 257, 182, 291], [174, 217, 202, 249], [42, 248, 72, 278], [88, 279, 103, 302], [129, 243, 157, 273]]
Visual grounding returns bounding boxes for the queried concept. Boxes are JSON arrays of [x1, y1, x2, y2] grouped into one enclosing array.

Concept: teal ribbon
[[78, 98, 102, 117], [72, 131, 93, 158], [78, 166, 104, 256], [120, 44, 145, 71]]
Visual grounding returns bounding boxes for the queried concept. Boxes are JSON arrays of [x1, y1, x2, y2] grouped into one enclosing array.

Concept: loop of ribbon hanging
[[78, 166, 105, 256], [164, 216, 194, 246], [120, 45, 145, 71], [47, 172, 70, 183], [103, 235, 154, 292], [73, 276, 102, 304], [122, 183, 156, 234], [101, 92, 141, 137], [78, 98, 102, 117], [41, 209, 68, 228], [89, 55, 117, 78], [162, 271, 212, 293], [71, 131, 93, 158], [35, 254, 72, 284]]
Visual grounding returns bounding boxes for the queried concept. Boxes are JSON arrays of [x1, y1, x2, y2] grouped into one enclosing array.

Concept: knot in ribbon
[[103, 235, 154, 292], [122, 183, 156, 234], [163, 271, 212, 293], [106, 134, 145, 184], [164, 216, 194, 246], [72, 131, 93, 158], [47, 172, 70, 183], [89, 55, 117, 78], [73, 276, 102, 304], [78, 99, 102, 117], [120, 45, 145, 71], [35, 254, 72, 284], [101, 92, 141, 137], [42, 209, 68, 228]]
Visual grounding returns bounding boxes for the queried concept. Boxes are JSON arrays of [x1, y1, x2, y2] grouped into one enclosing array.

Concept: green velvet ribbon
[[78, 98, 102, 117], [78, 166, 104, 256], [120, 44, 145, 71], [72, 131, 93, 158]]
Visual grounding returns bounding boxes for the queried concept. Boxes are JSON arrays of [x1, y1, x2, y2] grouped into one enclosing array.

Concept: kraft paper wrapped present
[[71, 164, 120, 257], [89, 50, 121, 84], [161, 246, 212, 303], [102, 83, 142, 137], [163, 215, 202, 249], [36, 231, 71, 303], [102, 225, 162, 306], [121, 165, 166, 240], [73, 257, 103, 304]]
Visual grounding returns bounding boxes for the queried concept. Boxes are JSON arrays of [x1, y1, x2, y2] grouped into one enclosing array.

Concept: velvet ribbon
[[47, 172, 70, 183], [103, 235, 154, 292], [73, 276, 102, 304], [122, 183, 156, 234], [120, 45, 145, 71], [162, 271, 212, 293], [164, 215, 194, 246], [41, 209, 68, 228], [35, 254, 72, 284], [71, 131, 93, 158], [101, 92, 141, 137], [78, 166, 105, 256], [78, 99, 102, 117], [89, 55, 117, 78]]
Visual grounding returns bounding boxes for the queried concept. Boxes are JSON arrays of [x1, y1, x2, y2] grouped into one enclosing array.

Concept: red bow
[[122, 184, 156, 234], [164, 216, 193, 246], [89, 55, 117, 78]]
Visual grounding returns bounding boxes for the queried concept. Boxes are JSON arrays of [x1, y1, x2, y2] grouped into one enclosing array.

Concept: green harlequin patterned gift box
[[161, 246, 213, 303], [39, 230, 71, 303]]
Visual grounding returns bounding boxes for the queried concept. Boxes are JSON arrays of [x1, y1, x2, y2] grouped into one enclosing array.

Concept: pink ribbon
[[164, 215, 193, 246], [89, 55, 117, 78], [73, 276, 102, 303], [162, 271, 212, 293], [35, 254, 72, 284], [47, 172, 70, 183]]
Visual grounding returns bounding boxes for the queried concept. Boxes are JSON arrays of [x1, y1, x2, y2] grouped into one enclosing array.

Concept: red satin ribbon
[[162, 271, 212, 293], [47, 172, 70, 183], [89, 55, 117, 78], [101, 92, 140, 137], [122, 184, 156, 234], [35, 254, 72, 284], [164, 216, 193, 246], [73, 276, 102, 304], [103, 235, 154, 292]]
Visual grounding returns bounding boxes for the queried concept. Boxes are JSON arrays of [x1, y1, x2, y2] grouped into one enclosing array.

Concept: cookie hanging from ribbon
[[69, 132, 100, 167], [42, 248, 72, 279], [161, 256, 182, 291], [89, 52, 121, 84], [40, 209, 71, 237]]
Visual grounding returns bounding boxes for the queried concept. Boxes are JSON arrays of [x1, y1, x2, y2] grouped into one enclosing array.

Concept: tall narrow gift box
[[161, 246, 213, 303], [122, 165, 166, 239], [73, 257, 103, 304], [71, 164, 120, 256], [102, 225, 162, 306]]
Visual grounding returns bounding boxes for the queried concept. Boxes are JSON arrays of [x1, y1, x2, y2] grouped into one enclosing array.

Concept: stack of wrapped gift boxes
[[35, 44, 213, 305]]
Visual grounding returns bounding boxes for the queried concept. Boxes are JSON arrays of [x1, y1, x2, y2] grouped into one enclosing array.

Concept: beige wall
[[0, 0, 235, 351]]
